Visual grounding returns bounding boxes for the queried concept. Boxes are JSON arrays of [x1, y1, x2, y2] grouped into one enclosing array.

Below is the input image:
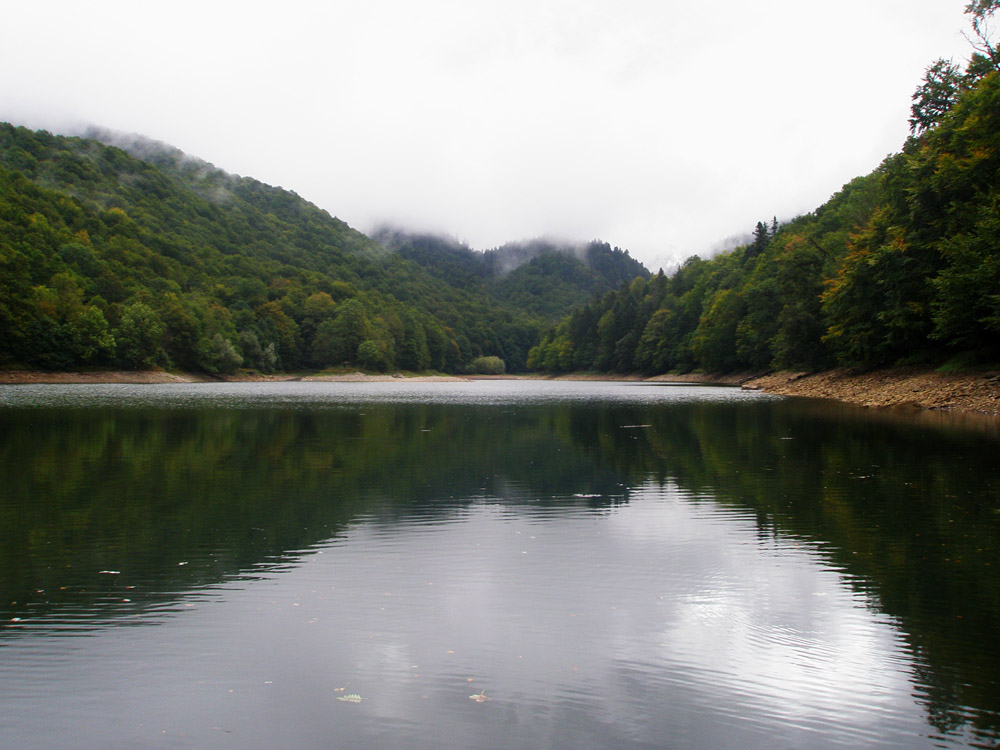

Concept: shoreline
[[1, 367, 998, 417], [0, 370, 470, 385], [737, 368, 1000, 417]]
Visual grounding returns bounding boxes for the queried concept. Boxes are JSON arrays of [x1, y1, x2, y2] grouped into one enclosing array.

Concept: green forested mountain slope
[[0, 124, 568, 373], [6, 6, 997, 381], [372, 229, 650, 322], [492, 240, 650, 322], [528, 64, 1000, 375]]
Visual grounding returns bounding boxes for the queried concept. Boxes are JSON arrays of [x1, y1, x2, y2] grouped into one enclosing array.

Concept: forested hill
[[0, 124, 648, 374], [527, 62, 1000, 375], [373, 229, 650, 322]]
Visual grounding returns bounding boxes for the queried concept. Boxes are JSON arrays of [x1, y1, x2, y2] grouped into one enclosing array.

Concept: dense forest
[[529, 4, 1000, 376], [0, 126, 644, 375], [2, 4, 999, 378], [373, 229, 649, 323]]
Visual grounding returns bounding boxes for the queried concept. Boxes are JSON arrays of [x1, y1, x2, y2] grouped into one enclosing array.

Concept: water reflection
[[1, 382, 999, 748]]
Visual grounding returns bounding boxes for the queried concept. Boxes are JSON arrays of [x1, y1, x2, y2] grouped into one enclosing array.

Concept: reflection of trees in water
[[607, 399, 1000, 743], [1, 398, 999, 741], [0, 403, 627, 627]]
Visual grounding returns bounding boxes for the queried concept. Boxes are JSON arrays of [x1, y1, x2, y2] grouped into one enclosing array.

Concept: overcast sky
[[1, 0, 975, 270]]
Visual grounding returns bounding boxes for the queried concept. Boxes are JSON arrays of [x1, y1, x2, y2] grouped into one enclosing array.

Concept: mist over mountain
[[527, 63, 1000, 374], [0, 124, 649, 375], [5, 6, 998, 384], [372, 228, 650, 322]]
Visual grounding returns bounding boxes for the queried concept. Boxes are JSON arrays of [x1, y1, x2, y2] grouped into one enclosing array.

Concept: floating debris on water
[[469, 690, 490, 703], [337, 694, 365, 703]]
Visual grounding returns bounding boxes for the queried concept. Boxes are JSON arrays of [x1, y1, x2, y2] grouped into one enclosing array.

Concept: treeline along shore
[[525, 19, 1000, 393], [2, 6, 999, 405], [524, 62, 1000, 388]]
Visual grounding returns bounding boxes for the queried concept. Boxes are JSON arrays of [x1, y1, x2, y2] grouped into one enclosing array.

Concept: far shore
[[1, 367, 998, 417]]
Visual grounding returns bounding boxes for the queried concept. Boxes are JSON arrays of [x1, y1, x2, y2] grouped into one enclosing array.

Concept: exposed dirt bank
[[0, 370, 469, 385], [739, 368, 1000, 417], [0, 370, 211, 384], [552, 369, 1000, 416]]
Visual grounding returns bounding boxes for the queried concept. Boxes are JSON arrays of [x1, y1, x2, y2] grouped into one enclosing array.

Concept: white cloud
[[0, 0, 973, 268]]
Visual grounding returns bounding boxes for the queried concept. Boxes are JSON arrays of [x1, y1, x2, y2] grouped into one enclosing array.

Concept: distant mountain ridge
[[373, 228, 650, 322]]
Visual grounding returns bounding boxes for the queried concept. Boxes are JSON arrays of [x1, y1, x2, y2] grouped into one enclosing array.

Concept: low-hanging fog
[[0, 0, 974, 270]]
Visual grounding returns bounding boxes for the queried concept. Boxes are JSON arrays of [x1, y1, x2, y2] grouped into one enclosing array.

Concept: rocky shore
[[738, 368, 1000, 416], [0, 370, 468, 385], [575, 368, 1000, 417], [0, 370, 207, 384], [2, 367, 998, 417]]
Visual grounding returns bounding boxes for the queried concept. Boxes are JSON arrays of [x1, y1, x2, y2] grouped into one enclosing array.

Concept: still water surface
[[1, 380, 999, 748]]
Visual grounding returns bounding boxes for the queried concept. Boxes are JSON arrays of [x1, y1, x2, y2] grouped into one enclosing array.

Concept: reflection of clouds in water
[[329, 484, 923, 742], [605, 482, 914, 732], [0, 479, 932, 749], [3, 385, 991, 749]]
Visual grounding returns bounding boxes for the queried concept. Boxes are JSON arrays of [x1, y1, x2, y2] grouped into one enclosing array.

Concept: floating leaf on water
[[337, 694, 364, 703]]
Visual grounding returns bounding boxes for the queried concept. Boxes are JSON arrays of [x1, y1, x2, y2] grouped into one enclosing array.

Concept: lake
[[1, 379, 998, 749]]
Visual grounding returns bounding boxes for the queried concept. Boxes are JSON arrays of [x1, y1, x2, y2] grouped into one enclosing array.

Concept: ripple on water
[[0, 379, 778, 410], [2, 382, 998, 749]]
